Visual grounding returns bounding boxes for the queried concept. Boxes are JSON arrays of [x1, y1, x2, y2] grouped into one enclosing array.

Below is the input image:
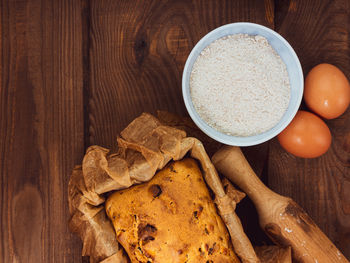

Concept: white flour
[[190, 34, 290, 136]]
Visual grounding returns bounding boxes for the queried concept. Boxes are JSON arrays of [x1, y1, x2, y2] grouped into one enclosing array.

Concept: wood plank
[[87, 0, 274, 149], [270, 0, 350, 258], [0, 0, 84, 262]]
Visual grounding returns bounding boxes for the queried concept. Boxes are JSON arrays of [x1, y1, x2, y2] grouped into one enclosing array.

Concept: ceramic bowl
[[182, 22, 304, 146]]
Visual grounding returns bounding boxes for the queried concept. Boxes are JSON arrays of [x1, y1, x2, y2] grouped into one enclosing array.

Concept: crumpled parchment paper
[[68, 113, 258, 262]]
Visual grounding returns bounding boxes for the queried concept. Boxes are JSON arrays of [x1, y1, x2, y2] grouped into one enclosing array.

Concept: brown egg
[[304, 63, 350, 119], [278, 111, 332, 158]]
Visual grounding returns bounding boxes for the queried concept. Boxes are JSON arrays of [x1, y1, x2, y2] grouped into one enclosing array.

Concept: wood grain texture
[[2, 0, 350, 261], [269, 0, 350, 258], [87, 0, 274, 149], [0, 0, 84, 262]]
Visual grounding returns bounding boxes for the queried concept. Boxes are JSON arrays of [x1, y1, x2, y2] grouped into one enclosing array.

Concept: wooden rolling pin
[[212, 146, 349, 263]]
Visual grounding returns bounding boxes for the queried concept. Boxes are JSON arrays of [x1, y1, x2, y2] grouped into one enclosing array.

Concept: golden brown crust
[[106, 158, 240, 263]]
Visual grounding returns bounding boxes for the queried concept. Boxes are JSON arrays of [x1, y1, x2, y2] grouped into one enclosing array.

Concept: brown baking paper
[[68, 113, 258, 263], [254, 246, 292, 263], [215, 179, 260, 263]]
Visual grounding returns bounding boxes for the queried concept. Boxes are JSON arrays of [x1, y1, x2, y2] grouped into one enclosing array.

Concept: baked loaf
[[106, 158, 239, 263]]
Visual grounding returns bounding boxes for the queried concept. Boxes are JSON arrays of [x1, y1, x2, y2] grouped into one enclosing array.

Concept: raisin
[[144, 224, 157, 233], [138, 223, 157, 240], [169, 164, 177, 173], [148, 184, 162, 198], [193, 205, 203, 219], [208, 243, 216, 255], [142, 236, 155, 244]]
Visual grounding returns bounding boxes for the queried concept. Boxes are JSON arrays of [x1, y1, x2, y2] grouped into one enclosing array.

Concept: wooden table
[[1, 0, 349, 262]]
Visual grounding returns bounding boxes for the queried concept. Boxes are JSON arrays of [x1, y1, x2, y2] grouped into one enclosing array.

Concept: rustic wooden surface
[[0, 0, 84, 262], [1, 0, 349, 262]]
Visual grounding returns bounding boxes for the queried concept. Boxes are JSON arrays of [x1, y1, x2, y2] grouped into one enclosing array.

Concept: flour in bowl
[[190, 34, 290, 137]]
